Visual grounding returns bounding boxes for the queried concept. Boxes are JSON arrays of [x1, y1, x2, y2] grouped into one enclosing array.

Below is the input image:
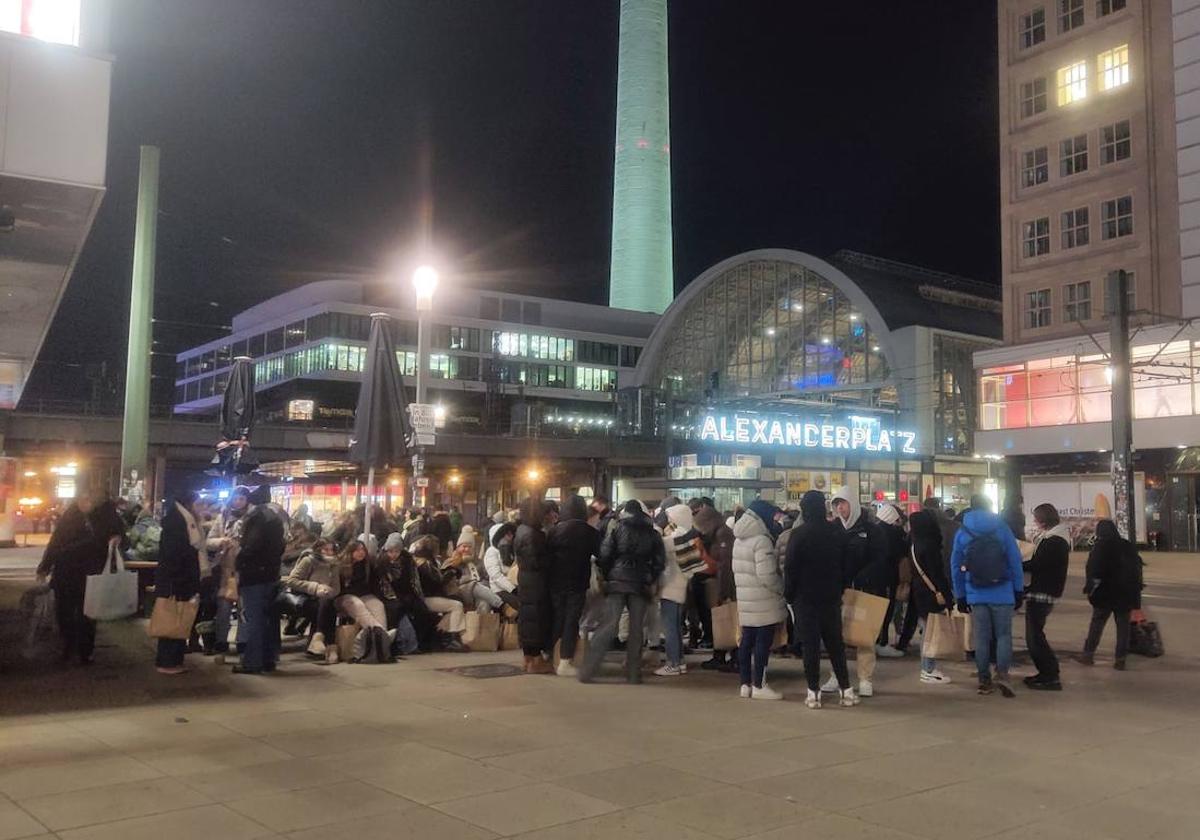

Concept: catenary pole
[[120, 145, 160, 502], [1107, 269, 1136, 543]]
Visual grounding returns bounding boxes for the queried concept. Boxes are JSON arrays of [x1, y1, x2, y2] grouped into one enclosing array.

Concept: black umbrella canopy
[[349, 313, 411, 469], [208, 356, 258, 477]]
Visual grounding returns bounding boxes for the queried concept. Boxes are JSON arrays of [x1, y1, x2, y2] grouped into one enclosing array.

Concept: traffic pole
[[120, 145, 160, 503], [1107, 269, 1136, 542]]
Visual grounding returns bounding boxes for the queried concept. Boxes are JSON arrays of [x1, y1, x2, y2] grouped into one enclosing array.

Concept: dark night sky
[[27, 0, 999, 405]]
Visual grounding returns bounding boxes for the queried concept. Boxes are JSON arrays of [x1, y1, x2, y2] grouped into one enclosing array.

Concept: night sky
[[26, 1, 999, 406]]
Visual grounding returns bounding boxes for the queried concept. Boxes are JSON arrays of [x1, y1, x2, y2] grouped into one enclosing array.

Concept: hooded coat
[[949, 508, 1025, 606], [659, 504, 698, 604], [832, 487, 889, 595], [285, 546, 342, 598], [1085, 521, 1143, 611], [597, 502, 665, 596], [484, 522, 517, 593], [546, 494, 599, 595], [694, 505, 736, 603], [156, 501, 202, 601], [908, 510, 952, 614], [784, 490, 845, 607], [731, 508, 787, 627], [514, 500, 552, 649]]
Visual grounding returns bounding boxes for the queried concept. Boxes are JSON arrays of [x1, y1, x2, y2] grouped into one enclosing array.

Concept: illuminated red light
[[899, 490, 909, 501], [636, 138, 650, 149], [874, 491, 885, 502]]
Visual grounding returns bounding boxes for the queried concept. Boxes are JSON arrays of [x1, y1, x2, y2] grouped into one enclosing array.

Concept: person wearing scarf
[[155, 491, 206, 674], [1022, 503, 1071, 690]]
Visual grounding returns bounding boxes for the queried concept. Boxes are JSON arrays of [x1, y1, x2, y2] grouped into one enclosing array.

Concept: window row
[[1022, 271, 1136, 330], [492, 362, 617, 391], [1019, 43, 1130, 119], [1020, 119, 1130, 189], [1021, 194, 1133, 258], [1019, 0, 1126, 51]]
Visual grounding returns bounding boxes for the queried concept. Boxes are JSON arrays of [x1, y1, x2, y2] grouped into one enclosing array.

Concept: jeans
[[1084, 606, 1131, 659], [1025, 600, 1059, 679], [738, 624, 776, 689], [970, 603, 1013, 680], [796, 602, 850, 692], [580, 592, 648, 683], [661, 599, 684, 667], [551, 589, 587, 661], [463, 582, 503, 612], [239, 582, 281, 671], [392, 614, 420, 655]]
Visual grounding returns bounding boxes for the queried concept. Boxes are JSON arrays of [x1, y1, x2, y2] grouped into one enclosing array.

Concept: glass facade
[[934, 334, 986, 455], [980, 340, 1199, 430], [649, 258, 890, 404]]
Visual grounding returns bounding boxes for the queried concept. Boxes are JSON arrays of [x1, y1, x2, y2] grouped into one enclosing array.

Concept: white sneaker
[[752, 684, 783, 701], [556, 660, 579, 677], [820, 674, 839, 693], [805, 689, 822, 709], [840, 687, 861, 707], [654, 664, 683, 677], [858, 679, 874, 697], [739, 684, 752, 698], [875, 644, 905, 658], [920, 669, 952, 684]]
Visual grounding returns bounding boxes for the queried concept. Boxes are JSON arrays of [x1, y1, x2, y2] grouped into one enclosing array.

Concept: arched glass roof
[[635, 250, 895, 408]]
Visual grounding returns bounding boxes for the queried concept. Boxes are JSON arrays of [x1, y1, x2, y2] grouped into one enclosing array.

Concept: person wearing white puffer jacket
[[732, 500, 788, 700]]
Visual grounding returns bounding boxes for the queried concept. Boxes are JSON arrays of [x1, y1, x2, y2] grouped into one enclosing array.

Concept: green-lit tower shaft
[[608, 0, 673, 314]]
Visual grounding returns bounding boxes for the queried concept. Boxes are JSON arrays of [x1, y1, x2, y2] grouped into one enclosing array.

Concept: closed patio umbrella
[[349, 313, 411, 541], [207, 356, 258, 478]]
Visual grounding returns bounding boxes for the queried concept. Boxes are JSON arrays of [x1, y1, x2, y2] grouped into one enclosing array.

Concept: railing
[[14, 399, 177, 418]]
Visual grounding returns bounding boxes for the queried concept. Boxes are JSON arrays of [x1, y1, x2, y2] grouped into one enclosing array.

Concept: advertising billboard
[[0, 0, 80, 46], [1021, 473, 1147, 547]]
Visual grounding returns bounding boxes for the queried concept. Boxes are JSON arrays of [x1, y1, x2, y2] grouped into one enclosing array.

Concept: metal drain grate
[[438, 663, 525, 679]]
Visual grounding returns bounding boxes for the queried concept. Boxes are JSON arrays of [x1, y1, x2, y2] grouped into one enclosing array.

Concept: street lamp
[[412, 265, 439, 405], [526, 468, 541, 483]]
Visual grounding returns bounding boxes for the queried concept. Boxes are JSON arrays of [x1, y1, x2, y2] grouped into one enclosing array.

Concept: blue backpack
[[960, 525, 1009, 587]]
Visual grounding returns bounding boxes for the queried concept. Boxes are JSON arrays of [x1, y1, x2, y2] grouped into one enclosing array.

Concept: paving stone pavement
[[0, 556, 1198, 839]]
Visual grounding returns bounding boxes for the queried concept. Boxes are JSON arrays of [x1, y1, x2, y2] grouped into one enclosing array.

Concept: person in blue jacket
[[950, 494, 1024, 697]]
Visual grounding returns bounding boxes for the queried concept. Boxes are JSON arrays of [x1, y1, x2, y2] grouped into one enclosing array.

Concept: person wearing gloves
[[732, 500, 788, 701], [950, 494, 1025, 696], [484, 522, 520, 611], [284, 538, 342, 662], [1022, 503, 1070, 690], [822, 487, 888, 698], [656, 503, 704, 677], [785, 490, 856, 708]]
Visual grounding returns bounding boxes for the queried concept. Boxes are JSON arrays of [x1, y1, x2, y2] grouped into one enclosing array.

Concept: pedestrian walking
[[732, 500, 787, 701], [1078, 519, 1144, 670], [580, 500, 665, 684], [950, 494, 1025, 696], [1023, 503, 1070, 690], [154, 492, 205, 675], [514, 498, 557, 673], [547, 494, 600, 676], [785, 490, 856, 708]]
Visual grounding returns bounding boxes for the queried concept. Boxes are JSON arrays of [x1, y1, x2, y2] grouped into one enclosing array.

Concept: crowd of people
[[34, 483, 1145, 703]]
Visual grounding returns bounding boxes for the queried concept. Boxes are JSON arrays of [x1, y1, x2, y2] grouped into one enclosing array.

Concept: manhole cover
[[439, 663, 524, 679]]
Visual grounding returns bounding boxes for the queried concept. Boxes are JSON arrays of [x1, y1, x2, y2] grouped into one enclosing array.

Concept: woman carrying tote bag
[[153, 492, 205, 675]]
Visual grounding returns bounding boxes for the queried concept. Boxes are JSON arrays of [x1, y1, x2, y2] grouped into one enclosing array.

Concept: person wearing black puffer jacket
[[233, 486, 285, 674], [580, 500, 666, 684], [514, 498, 558, 674], [1023, 503, 1071, 690], [547, 494, 600, 677]]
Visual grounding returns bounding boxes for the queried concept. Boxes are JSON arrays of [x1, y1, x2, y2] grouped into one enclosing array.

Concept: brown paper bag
[[147, 596, 199, 640], [841, 589, 890, 649], [711, 601, 739, 650], [464, 611, 501, 652], [500, 620, 521, 651], [922, 610, 966, 659], [335, 624, 360, 661]]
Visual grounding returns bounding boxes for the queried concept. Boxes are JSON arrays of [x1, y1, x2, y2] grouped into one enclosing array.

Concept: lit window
[[287, 399, 314, 422], [1058, 0, 1084, 32], [576, 366, 615, 392], [1021, 78, 1048, 118], [1060, 134, 1088, 176], [1020, 7, 1046, 48], [1096, 0, 1125, 16], [1098, 44, 1130, 90], [1025, 289, 1053, 329], [1064, 281, 1092, 322], [1101, 195, 1133, 239], [1022, 217, 1051, 258], [1057, 61, 1088, 106], [1100, 120, 1131, 164], [1061, 207, 1090, 249], [1022, 147, 1049, 187]]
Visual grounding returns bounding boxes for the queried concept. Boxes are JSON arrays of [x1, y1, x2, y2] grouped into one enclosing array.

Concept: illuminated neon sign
[[697, 412, 917, 455]]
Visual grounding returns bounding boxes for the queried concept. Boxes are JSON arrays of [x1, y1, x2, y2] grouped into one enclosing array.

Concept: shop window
[[287, 399, 314, 422]]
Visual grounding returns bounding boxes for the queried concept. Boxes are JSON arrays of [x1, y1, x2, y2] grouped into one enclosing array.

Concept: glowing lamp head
[[526, 469, 541, 482], [412, 265, 439, 308]]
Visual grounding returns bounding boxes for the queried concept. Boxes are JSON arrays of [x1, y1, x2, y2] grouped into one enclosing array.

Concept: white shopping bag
[[83, 543, 139, 621]]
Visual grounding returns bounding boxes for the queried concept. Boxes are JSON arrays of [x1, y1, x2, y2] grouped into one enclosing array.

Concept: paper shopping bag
[[335, 623, 360, 661], [83, 544, 139, 621], [500, 619, 521, 651], [464, 611, 501, 652], [147, 596, 199, 640], [841, 589, 889, 649], [711, 601, 739, 650], [922, 611, 966, 659]]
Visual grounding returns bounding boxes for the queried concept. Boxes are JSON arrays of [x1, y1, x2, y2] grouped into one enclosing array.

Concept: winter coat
[[659, 504, 698, 604], [908, 511, 952, 615], [235, 503, 285, 587], [155, 503, 200, 601], [878, 521, 908, 592], [839, 502, 890, 596], [694, 505, 736, 603], [514, 521, 552, 649], [431, 513, 454, 554], [484, 522, 517, 594], [784, 492, 845, 607], [546, 498, 599, 595], [597, 507, 665, 597], [949, 509, 1025, 606], [1085, 530, 1143, 611], [731, 509, 787, 627], [1024, 523, 1071, 599], [934, 511, 960, 584], [285, 548, 342, 598]]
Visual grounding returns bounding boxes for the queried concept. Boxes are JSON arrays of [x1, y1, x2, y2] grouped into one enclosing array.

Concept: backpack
[[960, 524, 1010, 587]]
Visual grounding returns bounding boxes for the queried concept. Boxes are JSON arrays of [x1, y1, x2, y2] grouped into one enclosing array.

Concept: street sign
[[408, 403, 436, 447], [415, 476, 430, 488]]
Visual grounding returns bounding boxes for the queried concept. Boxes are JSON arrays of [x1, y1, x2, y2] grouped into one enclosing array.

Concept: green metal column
[[120, 145, 160, 500]]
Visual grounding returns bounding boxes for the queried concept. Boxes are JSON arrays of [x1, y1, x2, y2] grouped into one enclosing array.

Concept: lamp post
[[411, 265, 439, 508]]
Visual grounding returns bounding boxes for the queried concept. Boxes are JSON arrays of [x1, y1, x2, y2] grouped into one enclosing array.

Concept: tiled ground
[[1, 556, 1198, 839]]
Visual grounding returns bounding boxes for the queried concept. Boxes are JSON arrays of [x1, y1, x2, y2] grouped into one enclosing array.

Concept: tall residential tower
[[608, 0, 674, 314]]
